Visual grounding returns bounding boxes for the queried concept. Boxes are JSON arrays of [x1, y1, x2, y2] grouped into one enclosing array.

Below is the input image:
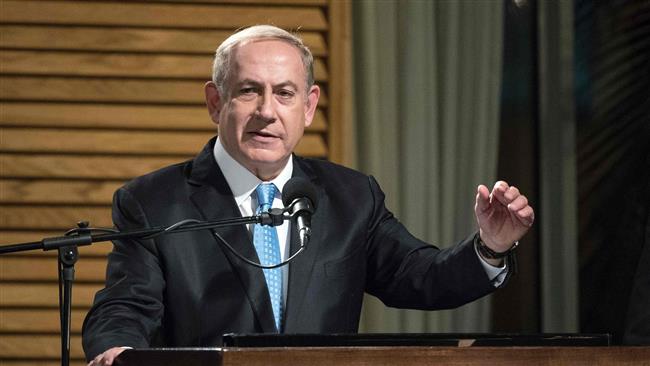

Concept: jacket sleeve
[[81, 187, 165, 361], [363, 175, 503, 310]]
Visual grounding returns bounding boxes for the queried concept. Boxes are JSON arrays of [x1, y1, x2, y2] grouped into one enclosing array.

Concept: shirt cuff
[[474, 243, 508, 287]]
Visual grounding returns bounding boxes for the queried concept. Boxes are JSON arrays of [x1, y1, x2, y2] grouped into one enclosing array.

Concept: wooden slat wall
[[0, 1, 349, 364]]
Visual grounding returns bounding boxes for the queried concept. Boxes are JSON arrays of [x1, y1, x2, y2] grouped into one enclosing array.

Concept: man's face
[[205, 39, 320, 180]]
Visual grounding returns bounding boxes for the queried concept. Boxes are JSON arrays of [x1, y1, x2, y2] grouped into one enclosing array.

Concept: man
[[82, 25, 534, 365]]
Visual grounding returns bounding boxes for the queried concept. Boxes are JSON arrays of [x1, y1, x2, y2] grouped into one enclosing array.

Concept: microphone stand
[[0, 209, 288, 366]]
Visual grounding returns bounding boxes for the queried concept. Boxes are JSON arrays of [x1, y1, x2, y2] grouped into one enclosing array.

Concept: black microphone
[[282, 177, 318, 247]]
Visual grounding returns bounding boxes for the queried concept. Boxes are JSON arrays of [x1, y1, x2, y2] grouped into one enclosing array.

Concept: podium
[[113, 334, 650, 366], [114, 346, 650, 366]]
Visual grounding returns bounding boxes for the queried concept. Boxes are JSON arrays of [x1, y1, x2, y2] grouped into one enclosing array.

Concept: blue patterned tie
[[253, 183, 283, 331]]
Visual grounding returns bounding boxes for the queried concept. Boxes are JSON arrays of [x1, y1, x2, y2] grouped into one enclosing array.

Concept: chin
[[244, 150, 290, 167]]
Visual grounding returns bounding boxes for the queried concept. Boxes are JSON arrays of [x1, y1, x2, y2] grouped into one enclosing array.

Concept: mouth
[[248, 130, 280, 142]]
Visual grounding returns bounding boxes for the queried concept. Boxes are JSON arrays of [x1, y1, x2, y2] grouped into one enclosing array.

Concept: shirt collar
[[213, 137, 293, 206]]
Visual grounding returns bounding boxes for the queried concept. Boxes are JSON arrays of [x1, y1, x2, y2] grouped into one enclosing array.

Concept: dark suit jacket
[[82, 137, 504, 360]]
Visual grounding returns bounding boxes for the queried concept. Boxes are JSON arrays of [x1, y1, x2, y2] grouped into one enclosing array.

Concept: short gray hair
[[212, 25, 315, 95]]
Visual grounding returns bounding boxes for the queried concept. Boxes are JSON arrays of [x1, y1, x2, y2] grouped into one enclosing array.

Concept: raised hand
[[475, 181, 534, 253]]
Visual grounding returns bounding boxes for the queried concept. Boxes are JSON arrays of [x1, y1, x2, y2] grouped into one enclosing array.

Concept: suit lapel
[[283, 157, 325, 332], [187, 139, 277, 333]]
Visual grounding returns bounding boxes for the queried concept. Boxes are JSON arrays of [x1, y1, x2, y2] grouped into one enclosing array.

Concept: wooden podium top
[[116, 346, 650, 366]]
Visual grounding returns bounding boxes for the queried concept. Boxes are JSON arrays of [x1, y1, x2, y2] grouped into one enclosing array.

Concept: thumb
[[475, 185, 491, 215]]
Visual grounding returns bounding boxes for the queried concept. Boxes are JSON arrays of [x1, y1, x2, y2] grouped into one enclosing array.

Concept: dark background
[[493, 0, 649, 343]]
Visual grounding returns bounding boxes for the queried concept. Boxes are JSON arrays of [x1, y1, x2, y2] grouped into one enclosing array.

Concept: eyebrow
[[274, 81, 299, 90], [236, 79, 299, 90]]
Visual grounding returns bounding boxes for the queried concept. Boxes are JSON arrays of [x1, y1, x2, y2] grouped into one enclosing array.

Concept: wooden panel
[[0, 102, 211, 130], [0, 1, 328, 30], [0, 283, 100, 307], [0, 179, 121, 204], [0, 102, 327, 132], [0, 154, 187, 179], [0, 25, 328, 56], [0, 361, 85, 366], [327, 0, 353, 165], [220, 347, 650, 366], [0, 334, 85, 359], [0, 308, 87, 333], [0, 76, 205, 104], [1, 128, 213, 155], [3, 348, 650, 366], [0, 2, 346, 364], [0, 76, 329, 106], [0, 206, 113, 230], [0, 129, 327, 157], [0, 51, 329, 82], [0, 256, 106, 282]]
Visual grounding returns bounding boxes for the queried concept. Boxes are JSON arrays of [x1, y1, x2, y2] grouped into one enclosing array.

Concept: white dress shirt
[[213, 138, 293, 304]]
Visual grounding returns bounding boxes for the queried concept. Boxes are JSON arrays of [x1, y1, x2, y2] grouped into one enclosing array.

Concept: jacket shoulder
[[119, 159, 192, 198], [294, 156, 370, 184]]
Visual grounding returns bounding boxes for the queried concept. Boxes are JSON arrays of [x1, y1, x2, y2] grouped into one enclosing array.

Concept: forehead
[[229, 39, 305, 84]]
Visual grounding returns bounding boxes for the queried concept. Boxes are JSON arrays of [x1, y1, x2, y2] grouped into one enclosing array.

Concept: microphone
[[282, 177, 318, 247]]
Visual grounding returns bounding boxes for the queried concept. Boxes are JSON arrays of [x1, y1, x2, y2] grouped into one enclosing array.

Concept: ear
[[204, 81, 222, 124], [303, 85, 320, 128]]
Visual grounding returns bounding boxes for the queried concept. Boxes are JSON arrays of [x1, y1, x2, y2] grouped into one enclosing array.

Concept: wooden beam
[[0, 51, 328, 82], [0, 129, 326, 156], [0, 25, 327, 56], [0, 179, 121, 204], [0, 76, 329, 106], [327, 0, 354, 166], [0, 308, 88, 333], [0, 102, 328, 132], [0, 283, 101, 307], [1, 129, 215, 155], [0, 206, 113, 229], [0, 1, 328, 30], [0, 334, 85, 359], [0, 256, 107, 282], [0, 154, 187, 179]]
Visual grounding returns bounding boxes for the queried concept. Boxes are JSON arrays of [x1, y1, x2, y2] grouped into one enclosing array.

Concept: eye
[[237, 86, 259, 101], [277, 89, 295, 99], [240, 87, 257, 95]]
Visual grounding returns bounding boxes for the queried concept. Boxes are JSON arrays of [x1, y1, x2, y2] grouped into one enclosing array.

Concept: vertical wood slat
[[327, 0, 354, 165], [0, 1, 350, 364]]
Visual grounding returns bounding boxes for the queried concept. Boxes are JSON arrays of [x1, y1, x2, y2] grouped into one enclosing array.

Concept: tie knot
[[256, 183, 276, 209]]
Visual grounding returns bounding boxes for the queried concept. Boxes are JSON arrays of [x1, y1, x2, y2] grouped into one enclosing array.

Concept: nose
[[257, 89, 276, 123]]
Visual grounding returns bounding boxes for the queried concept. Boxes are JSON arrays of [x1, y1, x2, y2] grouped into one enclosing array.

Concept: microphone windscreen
[[282, 177, 318, 209]]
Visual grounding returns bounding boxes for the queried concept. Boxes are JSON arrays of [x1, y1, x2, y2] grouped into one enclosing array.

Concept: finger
[[90, 355, 102, 366], [514, 205, 535, 226], [475, 185, 491, 213], [104, 352, 119, 365], [504, 185, 521, 201], [104, 348, 126, 365], [507, 194, 528, 211], [104, 355, 115, 365], [490, 181, 510, 206]]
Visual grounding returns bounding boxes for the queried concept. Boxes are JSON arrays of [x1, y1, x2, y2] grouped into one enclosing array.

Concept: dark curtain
[[576, 0, 650, 344]]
